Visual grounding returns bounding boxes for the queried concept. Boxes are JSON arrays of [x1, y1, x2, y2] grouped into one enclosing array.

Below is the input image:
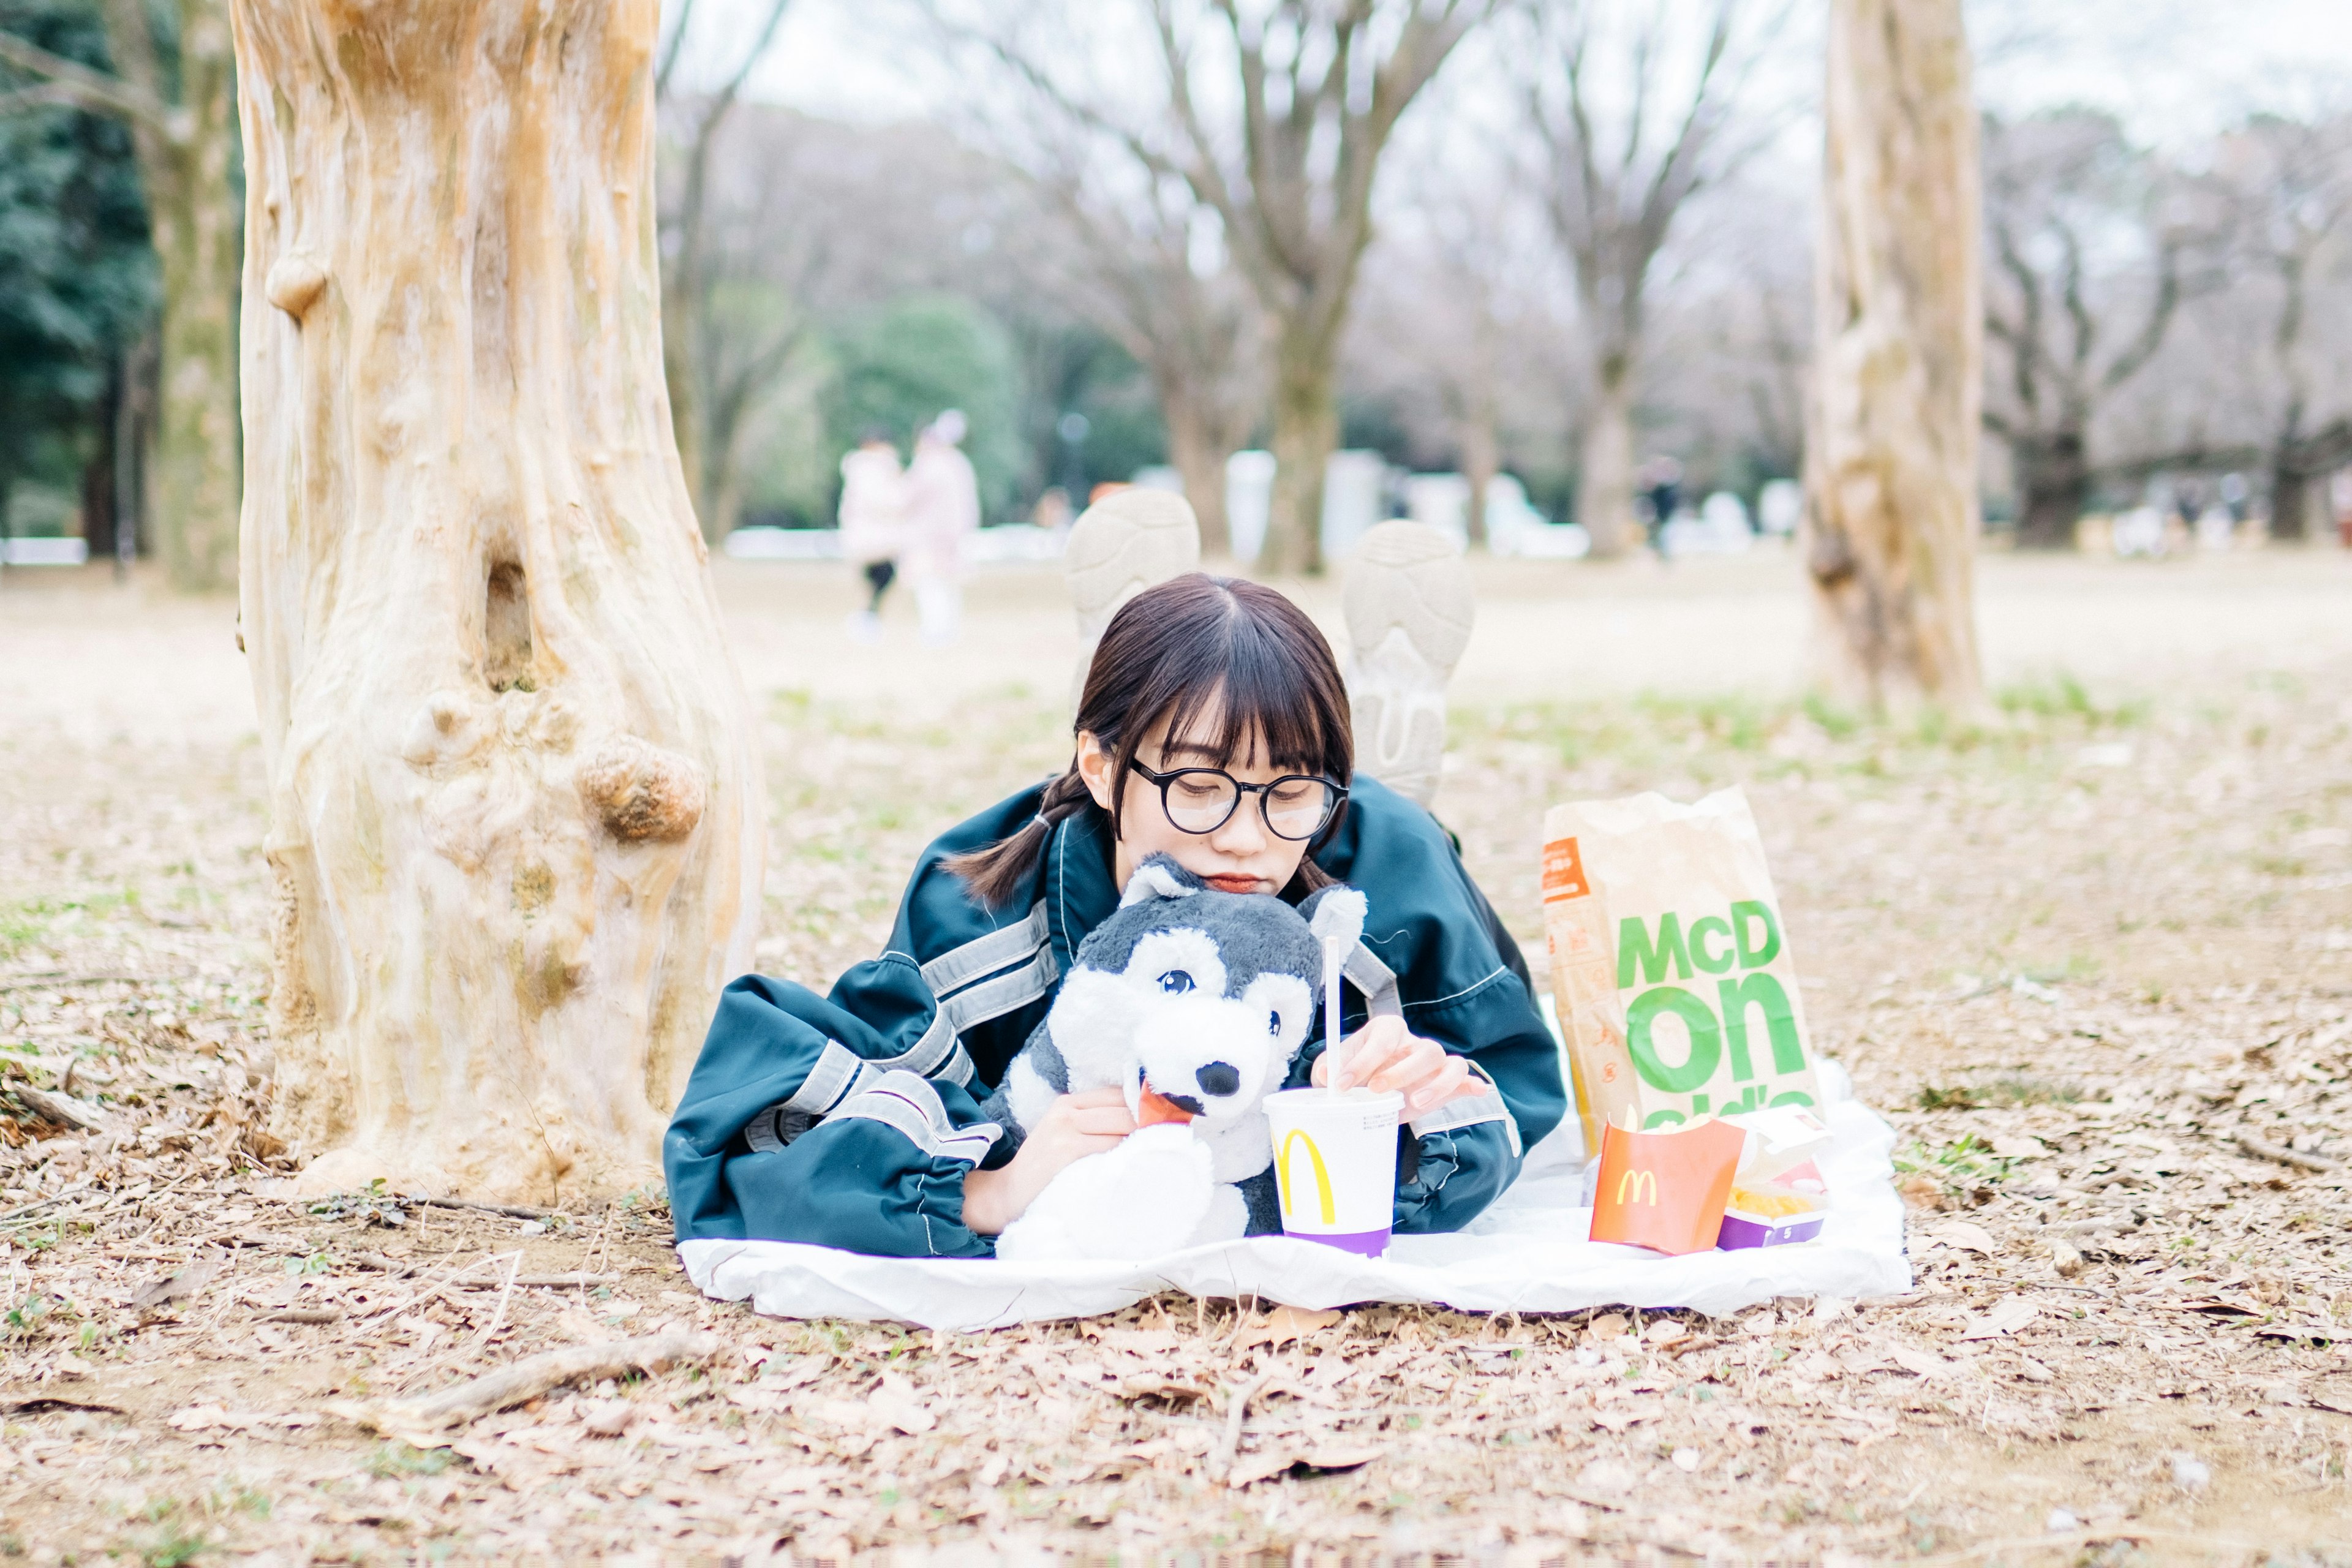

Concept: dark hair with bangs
[[945, 573, 1354, 908]]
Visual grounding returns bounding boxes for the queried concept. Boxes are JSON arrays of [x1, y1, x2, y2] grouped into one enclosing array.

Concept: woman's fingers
[[1330, 1017, 1409, 1089], [1364, 1035, 1445, 1096], [1068, 1105, 1139, 1137], [1065, 1085, 1130, 1109], [1405, 1057, 1474, 1114]]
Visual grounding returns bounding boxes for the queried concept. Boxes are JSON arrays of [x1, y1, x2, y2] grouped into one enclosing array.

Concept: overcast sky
[[677, 0, 2352, 152]]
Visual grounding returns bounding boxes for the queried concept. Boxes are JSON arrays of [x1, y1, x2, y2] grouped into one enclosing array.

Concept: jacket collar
[[1044, 805, 1120, 974]]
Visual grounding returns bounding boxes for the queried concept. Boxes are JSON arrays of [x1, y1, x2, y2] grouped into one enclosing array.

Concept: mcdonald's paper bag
[[1588, 1116, 1745, 1254], [1542, 787, 1823, 1152]]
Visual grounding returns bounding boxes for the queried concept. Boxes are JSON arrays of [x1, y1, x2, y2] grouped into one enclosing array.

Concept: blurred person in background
[[1640, 456, 1683, 564], [904, 410, 981, 646], [840, 426, 907, 644]]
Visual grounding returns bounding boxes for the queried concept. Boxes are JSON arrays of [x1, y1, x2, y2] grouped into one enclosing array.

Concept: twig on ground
[[4, 1083, 113, 1134], [472, 1250, 525, 1355], [265, 1308, 341, 1325], [0, 1185, 90, 1224], [407, 1194, 560, 1221], [1212, 1365, 1278, 1485], [331, 1332, 726, 1446], [2236, 1134, 2342, 1173], [0, 975, 141, 994]]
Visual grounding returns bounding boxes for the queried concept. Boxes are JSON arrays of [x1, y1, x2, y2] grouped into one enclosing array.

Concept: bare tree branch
[[0, 25, 178, 137]]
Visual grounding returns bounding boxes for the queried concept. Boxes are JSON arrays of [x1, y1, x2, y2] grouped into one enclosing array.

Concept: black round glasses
[[1130, 760, 1346, 842]]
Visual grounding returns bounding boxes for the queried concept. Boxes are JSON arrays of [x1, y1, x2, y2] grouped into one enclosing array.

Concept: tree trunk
[[663, 323, 713, 541], [2269, 458, 2311, 543], [81, 363, 122, 559], [1576, 366, 1638, 559], [232, 0, 767, 1202], [1802, 0, 1985, 712], [1458, 391, 1499, 551], [148, 0, 243, 593], [1159, 379, 1233, 558], [2010, 428, 2088, 551], [1263, 323, 1337, 576]]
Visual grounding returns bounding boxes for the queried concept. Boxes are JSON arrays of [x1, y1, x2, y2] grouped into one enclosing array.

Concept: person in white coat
[[839, 426, 906, 643], [901, 410, 981, 646]]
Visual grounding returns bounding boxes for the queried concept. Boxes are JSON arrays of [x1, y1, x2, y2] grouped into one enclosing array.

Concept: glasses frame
[[1129, 759, 1347, 842]]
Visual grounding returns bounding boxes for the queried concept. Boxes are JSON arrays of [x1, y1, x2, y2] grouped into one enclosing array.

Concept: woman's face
[[1076, 707, 1314, 897]]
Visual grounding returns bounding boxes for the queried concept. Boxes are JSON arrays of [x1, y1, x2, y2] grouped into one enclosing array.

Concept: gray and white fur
[[982, 854, 1368, 1261]]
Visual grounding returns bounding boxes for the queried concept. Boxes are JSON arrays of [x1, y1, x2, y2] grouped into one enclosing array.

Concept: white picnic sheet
[[679, 1060, 1911, 1331]]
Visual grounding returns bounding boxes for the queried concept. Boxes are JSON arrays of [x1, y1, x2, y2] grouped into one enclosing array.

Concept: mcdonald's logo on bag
[[1276, 1129, 1336, 1224], [1616, 1169, 1659, 1207]]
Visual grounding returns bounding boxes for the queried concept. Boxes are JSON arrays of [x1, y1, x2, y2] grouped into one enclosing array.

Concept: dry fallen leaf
[[128, 1257, 222, 1315], [1934, 1220, 1999, 1255], [1300, 1442, 1384, 1471], [1888, 1344, 1961, 1380], [1227, 1448, 1300, 1488], [1588, 1313, 1630, 1341], [1959, 1297, 2038, 1341], [1239, 1304, 1343, 1349]]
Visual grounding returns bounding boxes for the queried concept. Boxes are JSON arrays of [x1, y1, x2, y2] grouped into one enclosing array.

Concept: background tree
[[933, 28, 1267, 552], [2217, 112, 2352, 541], [233, 0, 765, 1200], [929, 0, 1483, 571], [0, 0, 239, 590], [1801, 0, 1984, 711], [1521, 0, 1782, 558], [1979, 110, 2210, 549], [655, 0, 792, 542], [1164, 0, 1488, 571], [0, 0, 154, 565]]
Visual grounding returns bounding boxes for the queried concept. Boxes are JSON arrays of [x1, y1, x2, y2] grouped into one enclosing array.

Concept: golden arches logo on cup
[[1261, 1086, 1403, 1259], [1275, 1128, 1336, 1225]]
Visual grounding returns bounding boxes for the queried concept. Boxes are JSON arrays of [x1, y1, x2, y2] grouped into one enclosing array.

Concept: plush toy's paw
[[1186, 1182, 1250, 1248], [994, 1126, 1215, 1263]]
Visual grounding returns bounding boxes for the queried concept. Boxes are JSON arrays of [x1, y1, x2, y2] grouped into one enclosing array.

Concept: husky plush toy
[[985, 854, 1368, 1262]]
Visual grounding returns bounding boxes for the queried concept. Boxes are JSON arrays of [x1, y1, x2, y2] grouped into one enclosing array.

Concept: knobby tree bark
[[1801, 0, 1986, 712], [232, 0, 766, 1201], [0, 0, 241, 590]]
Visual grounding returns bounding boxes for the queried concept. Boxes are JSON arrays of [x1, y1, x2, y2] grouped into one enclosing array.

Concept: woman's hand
[[1312, 1016, 1488, 1117], [962, 1087, 1136, 1235]]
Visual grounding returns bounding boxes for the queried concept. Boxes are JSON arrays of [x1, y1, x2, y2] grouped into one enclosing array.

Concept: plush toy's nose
[[1195, 1061, 1240, 1097]]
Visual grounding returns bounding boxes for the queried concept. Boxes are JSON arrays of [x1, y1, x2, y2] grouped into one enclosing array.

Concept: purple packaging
[[1717, 1209, 1826, 1250]]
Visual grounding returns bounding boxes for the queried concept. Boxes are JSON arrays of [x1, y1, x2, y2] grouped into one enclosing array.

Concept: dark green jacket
[[664, 775, 1566, 1256]]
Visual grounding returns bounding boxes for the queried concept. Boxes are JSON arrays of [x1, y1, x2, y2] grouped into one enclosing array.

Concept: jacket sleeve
[[662, 961, 1009, 1256], [1306, 778, 1569, 1235]]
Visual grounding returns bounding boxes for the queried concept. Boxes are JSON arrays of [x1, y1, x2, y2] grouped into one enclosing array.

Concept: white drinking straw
[[1322, 935, 1347, 1088]]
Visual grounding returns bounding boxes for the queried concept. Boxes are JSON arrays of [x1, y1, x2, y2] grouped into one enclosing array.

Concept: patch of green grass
[[364, 1442, 453, 1479], [1995, 673, 2149, 728], [1893, 1133, 2018, 1186], [1801, 693, 1861, 741], [1913, 1076, 2078, 1112]]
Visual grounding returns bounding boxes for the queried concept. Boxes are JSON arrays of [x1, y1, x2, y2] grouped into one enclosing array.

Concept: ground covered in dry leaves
[[1, 564, 2349, 1564]]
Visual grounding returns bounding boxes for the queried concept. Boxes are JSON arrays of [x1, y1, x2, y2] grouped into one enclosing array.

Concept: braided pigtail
[[943, 764, 1096, 908]]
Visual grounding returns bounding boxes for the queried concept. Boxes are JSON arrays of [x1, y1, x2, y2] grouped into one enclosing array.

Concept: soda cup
[[1262, 1087, 1404, 1257]]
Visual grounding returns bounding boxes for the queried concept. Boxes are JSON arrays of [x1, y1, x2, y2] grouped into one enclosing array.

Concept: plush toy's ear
[[1118, 853, 1202, 909], [1300, 884, 1367, 952]]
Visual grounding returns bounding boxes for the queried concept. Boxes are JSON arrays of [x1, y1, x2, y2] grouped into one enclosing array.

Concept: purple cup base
[[1717, 1212, 1825, 1250], [1284, 1227, 1392, 1258]]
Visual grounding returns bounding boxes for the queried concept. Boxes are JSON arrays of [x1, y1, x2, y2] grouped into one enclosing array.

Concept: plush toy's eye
[[1158, 970, 1194, 994], [1267, 1009, 1281, 1036]]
